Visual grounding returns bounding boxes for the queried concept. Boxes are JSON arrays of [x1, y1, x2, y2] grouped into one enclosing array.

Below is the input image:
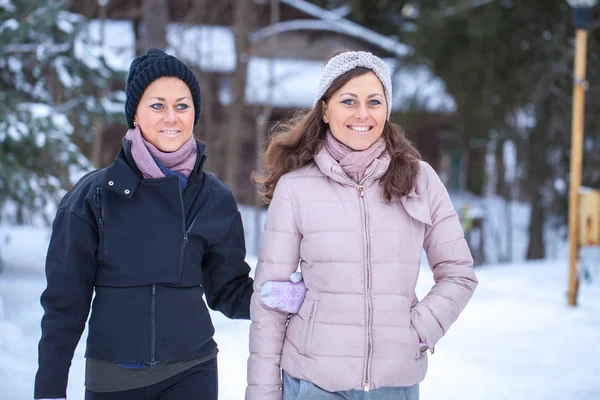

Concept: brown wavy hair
[[253, 60, 421, 204]]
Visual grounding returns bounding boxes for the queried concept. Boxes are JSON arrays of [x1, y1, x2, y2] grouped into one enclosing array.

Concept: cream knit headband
[[315, 51, 393, 119]]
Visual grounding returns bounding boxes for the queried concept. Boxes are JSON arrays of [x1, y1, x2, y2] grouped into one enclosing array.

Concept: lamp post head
[[567, 0, 597, 29], [567, 0, 598, 7]]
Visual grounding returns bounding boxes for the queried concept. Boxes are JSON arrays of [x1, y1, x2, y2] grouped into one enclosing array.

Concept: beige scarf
[[324, 130, 386, 183]]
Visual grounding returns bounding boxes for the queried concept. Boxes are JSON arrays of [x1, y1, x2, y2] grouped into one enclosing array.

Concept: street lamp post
[[566, 0, 597, 307]]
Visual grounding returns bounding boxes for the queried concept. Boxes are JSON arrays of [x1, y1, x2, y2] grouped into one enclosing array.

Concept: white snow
[[167, 24, 237, 73], [56, 16, 76, 35], [0, 17, 18, 33], [76, 19, 136, 72], [101, 93, 127, 114], [35, 132, 46, 148], [53, 56, 82, 89], [0, 0, 15, 12], [1, 199, 599, 399], [7, 55, 22, 73], [50, 113, 74, 134], [19, 103, 53, 119]]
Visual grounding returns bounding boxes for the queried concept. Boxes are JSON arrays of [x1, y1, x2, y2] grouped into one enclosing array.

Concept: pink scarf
[[125, 126, 197, 179], [324, 130, 386, 183]]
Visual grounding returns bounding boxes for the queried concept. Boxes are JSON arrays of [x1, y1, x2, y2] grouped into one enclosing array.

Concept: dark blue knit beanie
[[124, 48, 201, 128]]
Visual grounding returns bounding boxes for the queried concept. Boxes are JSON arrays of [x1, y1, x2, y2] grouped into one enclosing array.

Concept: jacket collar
[[400, 187, 432, 226], [314, 147, 433, 226], [399, 162, 432, 226], [103, 138, 207, 199]]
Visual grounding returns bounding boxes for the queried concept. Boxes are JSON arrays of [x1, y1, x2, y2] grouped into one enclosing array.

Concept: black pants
[[85, 358, 218, 400]]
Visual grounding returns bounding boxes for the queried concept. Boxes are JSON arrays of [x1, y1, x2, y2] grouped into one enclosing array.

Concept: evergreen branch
[[3, 42, 70, 56]]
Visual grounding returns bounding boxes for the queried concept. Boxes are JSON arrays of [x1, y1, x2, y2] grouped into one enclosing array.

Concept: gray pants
[[282, 371, 419, 400]]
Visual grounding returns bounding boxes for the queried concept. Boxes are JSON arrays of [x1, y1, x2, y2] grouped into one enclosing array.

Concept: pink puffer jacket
[[246, 148, 477, 399]]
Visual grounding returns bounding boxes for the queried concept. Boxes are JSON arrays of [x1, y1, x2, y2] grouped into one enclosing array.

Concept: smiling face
[[322, 71, 387, 151], [134, 77, 194, 152]]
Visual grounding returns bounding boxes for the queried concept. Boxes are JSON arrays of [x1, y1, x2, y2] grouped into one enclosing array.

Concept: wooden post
[[567, 29, 589, 307]]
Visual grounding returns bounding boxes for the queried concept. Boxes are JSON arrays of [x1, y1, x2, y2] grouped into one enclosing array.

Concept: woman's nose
[[354, 104, 369, 120], [164, 107, 177, 122]]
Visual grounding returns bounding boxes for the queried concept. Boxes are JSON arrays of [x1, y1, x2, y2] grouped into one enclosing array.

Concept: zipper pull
[[364, 379, 370, 392], [94, 187, 102, 209], [358, 185, 365, 196], [183, 231, 188, 243]]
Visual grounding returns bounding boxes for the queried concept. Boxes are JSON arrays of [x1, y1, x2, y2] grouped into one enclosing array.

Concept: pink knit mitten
[[260, 272, 306, 314]]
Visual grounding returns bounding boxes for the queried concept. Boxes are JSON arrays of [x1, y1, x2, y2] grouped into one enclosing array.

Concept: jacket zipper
[[177, 188, 188, 284], [151, 183, 200, 366], [179, 214, 202, 284], [178, 190, 210, 284], [94, 187, 107, 255], [179, 231, 189, 284], [304, 300, 319, 355], [358, 184, 373, 391], [333, 169, 376, 392], [150, 283, 157, 367]]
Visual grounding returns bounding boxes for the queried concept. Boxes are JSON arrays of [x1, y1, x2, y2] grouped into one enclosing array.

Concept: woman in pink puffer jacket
[[246, 50, 478, 400]]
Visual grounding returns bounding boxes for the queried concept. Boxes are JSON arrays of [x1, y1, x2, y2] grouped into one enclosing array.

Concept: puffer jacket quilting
[[246, 148, 477, 399]]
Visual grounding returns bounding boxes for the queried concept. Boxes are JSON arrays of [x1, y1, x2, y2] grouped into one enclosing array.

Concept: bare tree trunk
[[252, 0, 279, 253], [466, 145, 486, 196], [526, 187, 545, 259], [197, 72, 219, 171], [495, 139, 508, 198], [225, 0, 254, 196], [140, 0, 168, 52], [133, 15, 143, 56], [91, 1, 108, 168], [172, 0, 225, 176]]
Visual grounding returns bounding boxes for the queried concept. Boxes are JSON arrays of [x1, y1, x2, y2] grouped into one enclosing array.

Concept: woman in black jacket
[[34, 48, 301, 400]]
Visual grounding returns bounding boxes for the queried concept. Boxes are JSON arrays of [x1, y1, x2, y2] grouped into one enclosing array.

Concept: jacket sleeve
[[411, 162, 478, 352], [246, 176, 301, 400], [34, 209, 98, 399], [202, 209, 254, 320]]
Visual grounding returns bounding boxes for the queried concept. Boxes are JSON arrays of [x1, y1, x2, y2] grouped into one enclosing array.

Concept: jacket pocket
[[409, 324, 425, 360], [299, 299, 319, 356]]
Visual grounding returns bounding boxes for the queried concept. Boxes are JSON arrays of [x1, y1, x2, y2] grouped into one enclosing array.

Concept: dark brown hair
[[253, 54, 421, 204]]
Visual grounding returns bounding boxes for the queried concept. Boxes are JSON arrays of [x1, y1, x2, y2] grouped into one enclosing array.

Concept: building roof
[[253, 0, 409, 58]]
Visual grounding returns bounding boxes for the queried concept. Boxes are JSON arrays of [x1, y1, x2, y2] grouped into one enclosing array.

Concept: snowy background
[[1, 200, 599, 400]]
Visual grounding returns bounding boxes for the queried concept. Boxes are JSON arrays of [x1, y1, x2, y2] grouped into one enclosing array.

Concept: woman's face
[[322, 71, 387, 151], [134, 77, 194, 152]]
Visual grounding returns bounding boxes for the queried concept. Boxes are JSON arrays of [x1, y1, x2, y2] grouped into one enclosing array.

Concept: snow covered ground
[[0, 222, 599, 399]]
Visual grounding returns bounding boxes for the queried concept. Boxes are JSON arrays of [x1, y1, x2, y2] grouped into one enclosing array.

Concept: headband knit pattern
[[315, 51, 393, 119]]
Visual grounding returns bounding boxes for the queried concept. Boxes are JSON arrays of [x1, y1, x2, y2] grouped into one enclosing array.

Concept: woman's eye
[[177, 104, 189, 111], [342, 99, 355, 105], [150, 103, 164, 110], [370, 99, 382, 106]]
